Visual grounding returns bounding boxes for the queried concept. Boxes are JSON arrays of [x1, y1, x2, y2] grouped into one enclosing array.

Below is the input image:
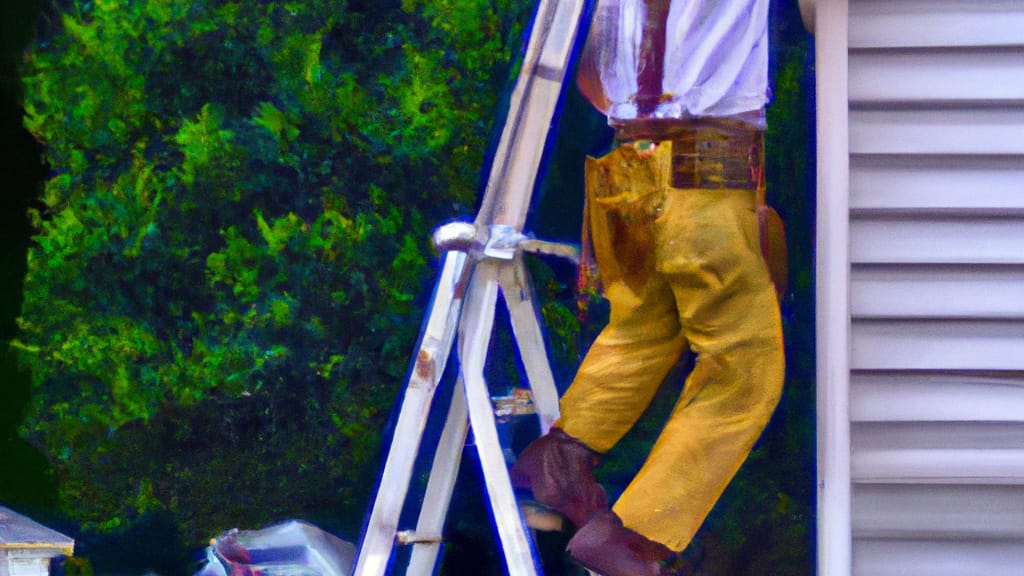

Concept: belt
[[616, 120, 763, 190]]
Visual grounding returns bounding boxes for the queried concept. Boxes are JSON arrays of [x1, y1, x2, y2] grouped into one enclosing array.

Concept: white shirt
[[577, 0, 770, 127]]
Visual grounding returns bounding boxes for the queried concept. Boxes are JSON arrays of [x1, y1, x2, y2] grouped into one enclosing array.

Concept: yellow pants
[[555, 140, 785, 552]]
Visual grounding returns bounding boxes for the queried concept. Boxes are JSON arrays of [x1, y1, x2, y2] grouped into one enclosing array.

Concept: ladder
[[352, 0, 589, 575]]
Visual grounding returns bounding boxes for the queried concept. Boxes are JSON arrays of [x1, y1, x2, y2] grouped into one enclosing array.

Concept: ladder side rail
[[353, 252, 469, 576], [458, 260, 540, 576], [500, 253, 561, 433], [405, 377, 470, 576], [475, 0, 587, 230]]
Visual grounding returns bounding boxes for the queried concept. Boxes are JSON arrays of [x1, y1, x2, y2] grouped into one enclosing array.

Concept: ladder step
[[396, 530, 444, 545]]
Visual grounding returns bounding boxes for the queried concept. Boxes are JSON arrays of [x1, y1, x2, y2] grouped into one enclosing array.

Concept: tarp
[[197, 520, 355, 576]]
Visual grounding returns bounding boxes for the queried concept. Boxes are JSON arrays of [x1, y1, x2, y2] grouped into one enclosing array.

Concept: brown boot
[[509, 428, 608, 528], [567, 511, 674, 576]]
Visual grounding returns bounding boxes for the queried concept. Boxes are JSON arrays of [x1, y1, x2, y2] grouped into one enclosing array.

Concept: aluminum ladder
[[352, 0, 590, 574]]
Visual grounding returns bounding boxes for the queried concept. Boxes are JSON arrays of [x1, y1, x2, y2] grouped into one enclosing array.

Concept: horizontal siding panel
[[852, 448, 1024, 484], [853, 421, 1024, 483], [850, 217, 1024, 265], [849, 48, 1024, 104], [850, 155, 1024, 214], [853, 421, 1024, 449], [850, 373, 1024, 422], [854, 539, 1024, 576], [850, 108, 1024, 156], [849, 0, 1024, 49], [852, 484, 1024, 539], [851, 265, 1024, 319], [851, 320, 1024, 371], [848, 2, 1024, 572]]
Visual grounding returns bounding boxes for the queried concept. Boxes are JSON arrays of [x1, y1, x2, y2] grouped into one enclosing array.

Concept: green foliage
[[16, 0, 534, 549]]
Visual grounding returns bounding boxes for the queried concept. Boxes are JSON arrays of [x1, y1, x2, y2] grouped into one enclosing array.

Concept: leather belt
[[615, 121, 763, 190]]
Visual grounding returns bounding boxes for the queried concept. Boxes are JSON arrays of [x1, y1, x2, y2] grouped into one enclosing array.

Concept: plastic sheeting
[[197, 520, 355, 576]]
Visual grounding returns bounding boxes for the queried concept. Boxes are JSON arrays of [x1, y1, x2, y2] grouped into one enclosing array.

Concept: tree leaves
[[17, 0, 536, 548]]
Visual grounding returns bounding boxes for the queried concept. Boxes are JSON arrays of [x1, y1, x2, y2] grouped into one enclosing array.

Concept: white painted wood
[[852, 484, 1024, 539], [7, 558, 45, 576], [849, 0, 1024, 49], [815, 1, 853, 575], [854, 539, 1024, 576], [850, 373, 1024, 422], [850, 108, 1024, 156], [851, 265, 1024, 319], [849, 217, 1024, 265], [851, 320, 1024, 371], [3, 549, 64, 576], [850, 155, 1024, 214], [849, 48, 1024, 104]]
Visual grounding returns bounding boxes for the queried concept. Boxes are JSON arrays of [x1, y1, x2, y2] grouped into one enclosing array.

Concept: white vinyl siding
[[845, 1, 1024, 575]]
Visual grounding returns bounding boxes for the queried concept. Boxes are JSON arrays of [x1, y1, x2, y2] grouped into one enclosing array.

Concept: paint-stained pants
[[554, 140, 784, 552]]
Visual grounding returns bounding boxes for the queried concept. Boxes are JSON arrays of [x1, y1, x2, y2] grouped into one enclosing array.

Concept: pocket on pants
[[584, 147, 664, 291]]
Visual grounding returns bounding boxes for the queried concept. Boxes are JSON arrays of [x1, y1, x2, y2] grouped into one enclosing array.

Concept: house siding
[[846, 0, 1024, 574]]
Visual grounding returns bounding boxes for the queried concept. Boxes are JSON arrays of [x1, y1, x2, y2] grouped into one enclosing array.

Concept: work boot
[[567, 511, 674, 576], [509, 428, 608, 528]]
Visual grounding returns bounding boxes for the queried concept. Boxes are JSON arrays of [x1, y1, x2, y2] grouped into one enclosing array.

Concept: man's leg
[[555, 277, 688, 452], [511, 145, 688, 529], [510, 276, 688, 529], [612, 185, 785, 552], [611, 313, 783, 551], [559, 143, 687, 452]]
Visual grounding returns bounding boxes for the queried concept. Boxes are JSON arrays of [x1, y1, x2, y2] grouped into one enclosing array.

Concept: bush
[[16, 0, 533, 546]]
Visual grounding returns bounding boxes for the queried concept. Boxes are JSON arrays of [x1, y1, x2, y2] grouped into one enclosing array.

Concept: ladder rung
[[518, 238, 580, 264], [396, 530, 444, 545]]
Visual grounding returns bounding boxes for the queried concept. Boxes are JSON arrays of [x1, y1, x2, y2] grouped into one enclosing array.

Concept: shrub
[[16, 0, 532, 545]]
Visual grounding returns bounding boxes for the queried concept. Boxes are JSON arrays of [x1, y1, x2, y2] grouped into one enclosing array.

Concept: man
[[510, 1, 784, 574]]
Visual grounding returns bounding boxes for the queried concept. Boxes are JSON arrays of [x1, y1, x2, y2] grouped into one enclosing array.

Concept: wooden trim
[[815, 0, 852, 574], [0, 543, 75, 555]]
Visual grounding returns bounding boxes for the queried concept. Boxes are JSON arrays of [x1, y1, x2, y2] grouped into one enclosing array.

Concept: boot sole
[[518, 499, 567, 532]]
